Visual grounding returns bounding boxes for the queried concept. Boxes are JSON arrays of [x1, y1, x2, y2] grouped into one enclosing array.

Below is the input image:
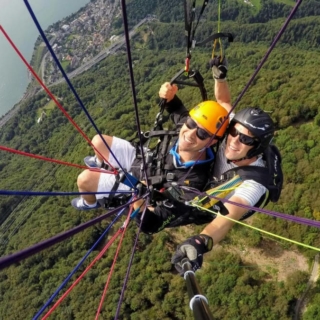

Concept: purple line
[[232, 0, 303, 110], [182, 0, 302, 183], [185, 187, 320, 229], [0, 190, 133, 196], [0, 197, 144, 270]]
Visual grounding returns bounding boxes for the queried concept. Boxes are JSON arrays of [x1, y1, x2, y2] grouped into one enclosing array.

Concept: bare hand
[[159, 82, 178, 102]]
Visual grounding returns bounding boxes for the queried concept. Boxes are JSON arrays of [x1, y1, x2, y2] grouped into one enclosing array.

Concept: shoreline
[[0, 85, 38, 129], [0, 15, 153, 130], [0, 100, 23, 129], [0, 0, 93, 129]]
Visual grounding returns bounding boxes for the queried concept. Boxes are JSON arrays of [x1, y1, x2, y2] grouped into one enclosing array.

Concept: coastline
[[0, 14, 154, 130], [0, 0, 92, 129], [0, 85, 39, 129]]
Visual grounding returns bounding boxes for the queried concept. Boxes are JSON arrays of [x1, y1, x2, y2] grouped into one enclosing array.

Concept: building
[[61, 24, 70, 32]]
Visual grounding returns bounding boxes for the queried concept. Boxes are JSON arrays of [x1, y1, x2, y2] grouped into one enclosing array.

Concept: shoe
[[71, 197, 101, 210], [84, 156, 101, 168]]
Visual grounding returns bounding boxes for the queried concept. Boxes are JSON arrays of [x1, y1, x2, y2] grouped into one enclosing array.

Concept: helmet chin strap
[[227, 156, 248, 164]]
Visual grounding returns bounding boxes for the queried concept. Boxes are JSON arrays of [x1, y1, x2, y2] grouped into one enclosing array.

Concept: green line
[[193, 204, 320, 252], [218, 0, 221, 33]]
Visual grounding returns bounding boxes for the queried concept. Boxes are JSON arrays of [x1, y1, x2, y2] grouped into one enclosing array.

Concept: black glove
[[171, 234, 213, 275], [209, 56, 228, 81]]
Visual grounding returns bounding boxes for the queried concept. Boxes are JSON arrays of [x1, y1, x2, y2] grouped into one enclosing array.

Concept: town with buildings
[[40, 0, 119, 85]]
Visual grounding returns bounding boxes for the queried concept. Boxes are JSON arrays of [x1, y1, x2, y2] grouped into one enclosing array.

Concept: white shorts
[[96, 136, 136, 200]]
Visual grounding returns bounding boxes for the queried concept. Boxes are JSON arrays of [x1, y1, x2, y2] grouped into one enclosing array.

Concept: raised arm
[[159, 82, 178, 102], [214, 79, 232, 113], [158, 82, 189, 124], [211, 56, 232, 113]]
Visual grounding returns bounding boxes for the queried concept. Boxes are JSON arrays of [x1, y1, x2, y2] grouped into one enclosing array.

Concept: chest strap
[[190, 174, 243, 209]]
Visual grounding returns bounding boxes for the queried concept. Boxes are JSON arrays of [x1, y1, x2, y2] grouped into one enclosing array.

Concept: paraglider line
[[193, 203, 320, 252], [117, 0, 151, 191], [0, 190, 134, 196], [182, 185, 320, 229], [33, 204, 130, 320], [0, 25, 119, 177], [232, 0, 303, 110], [23, 0, 137, 190], [0, 194, 148, 270], [0, 144, 115, 173], [41, 228, 124, 320], [95, 205, 134, 319]]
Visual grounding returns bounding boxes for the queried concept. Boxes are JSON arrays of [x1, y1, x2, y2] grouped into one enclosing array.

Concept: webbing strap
[[172, 69, 208, 101], [100, 174, 122, 208], [195, 32, 234, 47], [143, 129, 179, 139], [184, 0, 210, 71], [191, 174, 242, 209]]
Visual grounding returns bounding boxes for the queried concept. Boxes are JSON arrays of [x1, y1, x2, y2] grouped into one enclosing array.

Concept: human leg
[[72, 167, 132, 210], [90, 134, 114, 164], [74, 137, 136, 210], [77, 169, 100, 204], [85, 136, 136, 171], [71, 170, 101, 210]]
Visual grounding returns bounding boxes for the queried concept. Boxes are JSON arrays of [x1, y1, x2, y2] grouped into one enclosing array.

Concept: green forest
[[1, 0, 320, 319]]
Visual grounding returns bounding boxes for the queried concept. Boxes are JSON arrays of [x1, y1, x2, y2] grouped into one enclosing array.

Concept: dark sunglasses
[[185, 117, 212, 141], [229, 126, 258, 146]]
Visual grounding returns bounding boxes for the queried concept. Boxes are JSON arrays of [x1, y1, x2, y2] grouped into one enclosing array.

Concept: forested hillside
[[1, 0, 320, 319]]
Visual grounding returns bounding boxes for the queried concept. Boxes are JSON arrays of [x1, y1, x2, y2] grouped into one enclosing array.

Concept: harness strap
[[143, 129, 179, 139], [221, 166, 269, 187], [191, 174, 243, 209], [173, 69, 207, 101], [101, 174, 122, 208], [100, 170, 138, 208], [184, 0, 210, 71], [156, 134, 170, 176], [195, 32, 234, 47]]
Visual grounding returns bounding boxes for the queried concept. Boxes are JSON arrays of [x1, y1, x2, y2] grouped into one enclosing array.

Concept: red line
[[95, 205, 133, 319], [41, 228, 123, 320], [0, 145, 116, 174], [0, 25, 117, 175], [0, 145, 87, 170]]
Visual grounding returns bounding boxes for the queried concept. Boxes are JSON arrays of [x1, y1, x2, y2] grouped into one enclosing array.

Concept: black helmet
[[230, 107, 275, 159]]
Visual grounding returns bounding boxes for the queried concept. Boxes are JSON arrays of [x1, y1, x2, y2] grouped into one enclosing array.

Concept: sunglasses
[[229, 126, 258, 146], [185, 117, 212, 141]]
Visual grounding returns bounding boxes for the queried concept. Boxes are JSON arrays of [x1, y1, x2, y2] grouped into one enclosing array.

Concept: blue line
[[33, 205, 129, 319], [0, 190, 133, 196], [23, 0, 137, 190]]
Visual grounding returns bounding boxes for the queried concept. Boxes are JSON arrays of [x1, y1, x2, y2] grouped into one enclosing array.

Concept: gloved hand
[[209, 56, 228, 81], [171, 234, 213, 275]]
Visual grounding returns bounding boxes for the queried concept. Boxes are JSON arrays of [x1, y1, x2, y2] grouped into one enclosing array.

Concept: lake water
[[0, 0, 91, 116]]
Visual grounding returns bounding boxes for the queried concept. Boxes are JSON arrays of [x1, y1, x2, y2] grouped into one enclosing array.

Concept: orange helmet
[[189, 101, 229, 137]]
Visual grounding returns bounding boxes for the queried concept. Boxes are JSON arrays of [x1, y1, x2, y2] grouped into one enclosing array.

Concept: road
[[294, 253, 319, 320], [49, 17, 154, 87], [0, 17, 156, 129]]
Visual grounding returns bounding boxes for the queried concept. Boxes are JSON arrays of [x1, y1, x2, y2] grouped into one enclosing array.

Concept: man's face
[[225, 123, 256, 160], [178, 117, 215, 152]]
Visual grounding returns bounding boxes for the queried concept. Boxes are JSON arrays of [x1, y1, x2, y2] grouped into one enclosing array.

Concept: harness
[[133, 129, 180, 187], [97, 170, 140, 209], [188, 144, 283, 222]]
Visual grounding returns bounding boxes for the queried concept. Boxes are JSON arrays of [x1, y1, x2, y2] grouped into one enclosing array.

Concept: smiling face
[[225, 123, 256, 161], [178, 118, 215, 153]]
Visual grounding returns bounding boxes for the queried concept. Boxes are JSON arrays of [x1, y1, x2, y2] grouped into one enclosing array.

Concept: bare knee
[[77, 170, 99, 191], [92, 134, 113, 149]]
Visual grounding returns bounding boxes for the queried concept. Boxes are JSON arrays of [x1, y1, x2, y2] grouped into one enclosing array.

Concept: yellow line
[[192, 204, 320, 252]]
